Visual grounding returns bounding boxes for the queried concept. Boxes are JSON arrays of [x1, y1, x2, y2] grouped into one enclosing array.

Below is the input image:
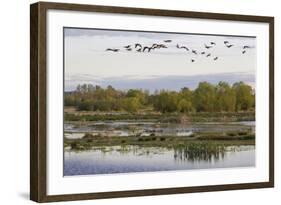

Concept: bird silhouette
[[126, 48, 132, 51], [135, 43, 142, 48], [226, 44, 234, 48], [243, 45, 250, 49], [176, 44, 189, 51], [164, 40, 172, 43], [206, 53, 211, 57], [205, 44, 212, 49], [242, 50, 246, 54], [143, 46, 152, 52], [201, 51, 206, 55], [181, 46, 189, 51], [192, 50, 197, 55], [191, 59, 195, 63], [159, 44, 167, 48], [224, 41, 229, 44], [150, 44, 164, 49], [106, 48, 119, 52], [152, 44, 158, 49], [213, 57, 218, 60], [136, 48, 142, 52], [124, 45, 131, 49], [210, 42, 216, 45]]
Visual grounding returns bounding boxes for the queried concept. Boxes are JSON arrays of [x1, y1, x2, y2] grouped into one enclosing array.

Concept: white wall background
[[0, 0, 279, 204]]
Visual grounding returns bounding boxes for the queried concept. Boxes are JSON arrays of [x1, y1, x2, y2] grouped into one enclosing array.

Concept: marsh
[[64, 119, 255, 176]]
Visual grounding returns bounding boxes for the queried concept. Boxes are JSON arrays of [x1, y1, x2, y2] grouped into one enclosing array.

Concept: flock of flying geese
[[105, 39, 252, 63]]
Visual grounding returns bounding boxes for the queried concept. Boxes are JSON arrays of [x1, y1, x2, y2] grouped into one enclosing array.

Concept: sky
[[64, 28, 256, 92]]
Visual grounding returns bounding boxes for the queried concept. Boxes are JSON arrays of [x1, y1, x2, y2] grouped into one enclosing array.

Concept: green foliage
[[177, 87, 194, 113], [64, 94, 78, 106], [77, 100, 93, 111], [153, 91, 179, 113], [122, 97, 141, 113], [193, 82, 216, 112], [215, 81, 236, 112], [177, 99, 194, 113], [64, 82, 255, 113], [233, 82, 255, 111], [126, 89, 148, 105]]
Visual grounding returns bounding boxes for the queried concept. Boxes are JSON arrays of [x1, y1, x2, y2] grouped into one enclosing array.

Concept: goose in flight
[[159, 44, 167, 48], [150, 43, 166, 49], [224, 41, 229, 44], [135, 43, 142, 49], [213, 57, 218, 61], [226, 44, 234, 48], [204, 44, 212, 49], [106, 48, 119, 52], [177, 44, 189, 51], [143, 46, 152, 52], [242, 50, 246, 54], [164, 40, 172, 43], [152, 43, 158, 49], [192, 50, 198, 55], [210, 42, 216, 45], [206, 53, 211, 57], [124, 45, 131, 49], [243, 45, 250, 49], [201, 51, 206, 55], [191, 59, 195, 63]]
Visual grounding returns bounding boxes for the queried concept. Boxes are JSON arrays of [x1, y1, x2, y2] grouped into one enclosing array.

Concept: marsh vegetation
[[64, 82, 255, 175]]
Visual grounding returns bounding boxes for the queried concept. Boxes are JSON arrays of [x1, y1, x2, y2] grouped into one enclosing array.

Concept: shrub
[[151, 137, 157, 141], [240, 134, 255, 140], [70, 142, 78, 150], [82, 133, 95, 139]]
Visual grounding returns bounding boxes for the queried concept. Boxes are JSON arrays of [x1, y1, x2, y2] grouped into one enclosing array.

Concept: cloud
[[65, 72, 255, 92]]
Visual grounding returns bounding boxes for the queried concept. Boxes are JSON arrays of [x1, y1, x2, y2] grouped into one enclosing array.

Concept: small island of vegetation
[[64, 81, 255, 152]]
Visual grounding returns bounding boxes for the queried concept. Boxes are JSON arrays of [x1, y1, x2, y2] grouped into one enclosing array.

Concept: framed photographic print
[[30, 1, 274, 202]]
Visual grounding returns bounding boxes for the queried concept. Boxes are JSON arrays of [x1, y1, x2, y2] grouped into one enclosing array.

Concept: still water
[[65, 121, 255, 139], [64, 145, 255, 176]]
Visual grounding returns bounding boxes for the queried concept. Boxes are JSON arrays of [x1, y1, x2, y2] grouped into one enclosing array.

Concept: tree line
[[64, 81, 255, 113]]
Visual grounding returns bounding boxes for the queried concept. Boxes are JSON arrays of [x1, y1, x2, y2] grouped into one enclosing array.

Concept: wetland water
[[64, 121, 255, 176]]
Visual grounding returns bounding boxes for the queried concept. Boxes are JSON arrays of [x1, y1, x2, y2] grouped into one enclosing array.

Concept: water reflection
[[64, 144, 255, 176], [173, 143, 226, 162]]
